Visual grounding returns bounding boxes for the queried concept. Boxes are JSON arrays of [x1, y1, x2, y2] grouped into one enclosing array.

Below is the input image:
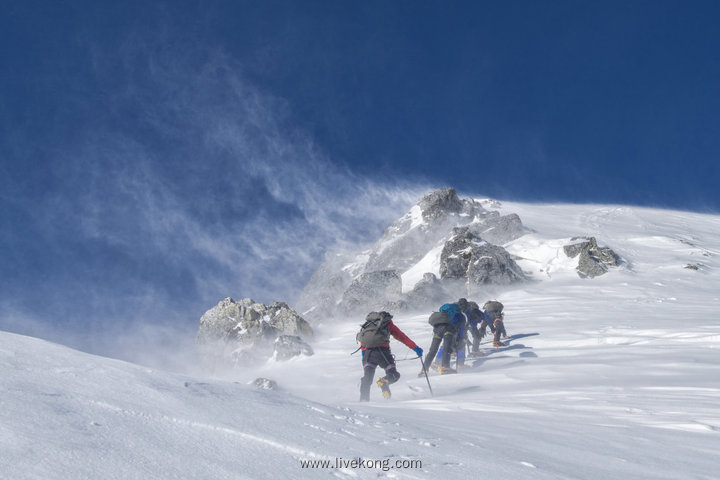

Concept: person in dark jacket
[[421, 303, 465, 375], [483, 300, 508, 347], [462, 299, 493, 355], [358, 311, 422, 401]]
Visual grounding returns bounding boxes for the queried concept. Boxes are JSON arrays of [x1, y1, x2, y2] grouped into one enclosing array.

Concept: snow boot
[[493, 340, 506, 347], [376, 377, 391, 399], [440, 366, 457, 375]]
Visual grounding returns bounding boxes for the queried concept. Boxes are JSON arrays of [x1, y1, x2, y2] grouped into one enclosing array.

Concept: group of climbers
[[356, 299, 508, 401], [424, 298, 508, 376]]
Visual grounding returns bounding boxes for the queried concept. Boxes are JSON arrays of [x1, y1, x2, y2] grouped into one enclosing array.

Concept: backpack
[[465, 301, 483, 324], [483, 300, 504, 320], [428, 311, 450, 326], [356, 311, 392, 348], [439, 303, 463, 326]]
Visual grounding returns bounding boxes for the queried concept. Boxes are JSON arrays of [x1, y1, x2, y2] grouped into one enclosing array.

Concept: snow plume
[[0, 37, 428, 369]]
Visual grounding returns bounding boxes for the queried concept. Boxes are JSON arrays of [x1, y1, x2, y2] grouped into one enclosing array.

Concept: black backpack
[[428, 311, 450, 326], [356, 312, 392, 348], [465, 301, 484, 324]]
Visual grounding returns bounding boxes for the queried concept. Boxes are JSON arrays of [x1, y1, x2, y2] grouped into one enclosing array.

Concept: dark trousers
[[468, 323, 482, 352], [480, 320, 495, 338], [486, 310, 506, 341], [423, 324, 455, 371], [493, 319, 505, 343], [360, 347, 399, 401]]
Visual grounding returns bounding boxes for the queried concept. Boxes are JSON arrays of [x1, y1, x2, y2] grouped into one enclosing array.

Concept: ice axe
[[418, 356, 433, 397]]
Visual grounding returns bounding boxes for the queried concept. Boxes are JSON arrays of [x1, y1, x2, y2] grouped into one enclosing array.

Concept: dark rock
[[564, 237, 621, 278], [440, 227, 526, 286], [467, 244, 527, 285], [418, 188, 463, 221], [563, 240, 589, 259], [265, 302, 314, 338]]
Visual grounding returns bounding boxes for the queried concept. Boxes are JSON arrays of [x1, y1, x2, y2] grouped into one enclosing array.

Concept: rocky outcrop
[[563, 237, 621, 278], [297, 188, 530, 320], [418, 188, 464, 221], [363, 189, 492, 274], [466, 244, 526, 285], [196, 297, 313, 369], [440, 227, 526, 286]]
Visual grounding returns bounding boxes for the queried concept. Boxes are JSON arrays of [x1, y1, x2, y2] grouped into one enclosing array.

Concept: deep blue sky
[[1, 1, 719, 360]]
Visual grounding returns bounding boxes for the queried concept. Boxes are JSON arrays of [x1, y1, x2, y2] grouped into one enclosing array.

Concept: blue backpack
[[439, 303, 462, 326]]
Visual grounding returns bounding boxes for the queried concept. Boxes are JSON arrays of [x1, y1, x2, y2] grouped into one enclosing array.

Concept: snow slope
[[2, 202, 720, 479]]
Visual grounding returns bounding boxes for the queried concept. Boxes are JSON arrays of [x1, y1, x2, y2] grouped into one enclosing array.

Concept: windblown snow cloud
[[0, 36, 428, 365]]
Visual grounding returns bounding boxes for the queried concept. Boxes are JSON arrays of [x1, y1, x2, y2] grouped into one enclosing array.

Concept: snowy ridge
[[3, 201, 720, 479], [401, 242, 444, 293]]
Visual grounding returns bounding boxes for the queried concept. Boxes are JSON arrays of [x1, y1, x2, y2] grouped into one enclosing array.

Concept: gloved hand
[[413, 346, 423, 357]]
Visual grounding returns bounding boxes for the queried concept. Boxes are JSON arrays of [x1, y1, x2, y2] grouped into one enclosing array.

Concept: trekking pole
[[418, 356, 433, 397]]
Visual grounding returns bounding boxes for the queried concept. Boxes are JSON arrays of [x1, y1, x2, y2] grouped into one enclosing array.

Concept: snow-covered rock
[[440, 227, 526, 286], [299, 188, 530, 319], [564, 236, 621, 278], [363, 188, 479, 274], [196, 297, 313, 368], [418, 187, 464, 220]]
